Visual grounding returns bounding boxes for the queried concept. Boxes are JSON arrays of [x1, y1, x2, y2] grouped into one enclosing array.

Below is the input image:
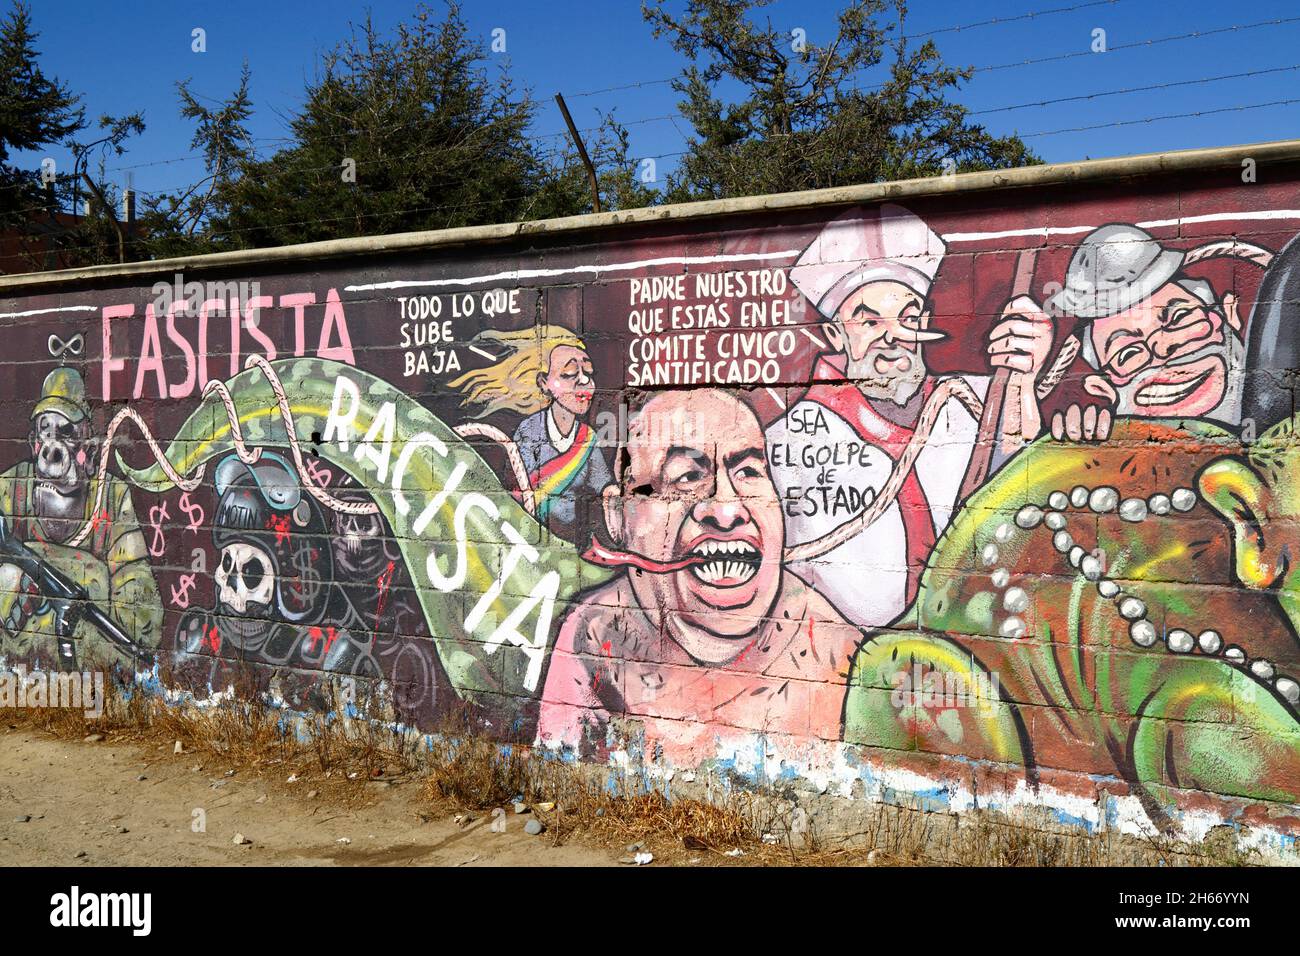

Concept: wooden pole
[[554, 93, 602, 214], [958, 247, 1039, 500]]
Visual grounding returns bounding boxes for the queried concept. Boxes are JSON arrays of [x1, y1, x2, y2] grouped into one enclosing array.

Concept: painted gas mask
[[31, 410, 94, 543]]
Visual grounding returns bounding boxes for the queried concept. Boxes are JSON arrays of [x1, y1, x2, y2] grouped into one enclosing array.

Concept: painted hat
[[1048, 223, 1185, 320], [790, 204, 945, 320], [32, 366, 90, 423]]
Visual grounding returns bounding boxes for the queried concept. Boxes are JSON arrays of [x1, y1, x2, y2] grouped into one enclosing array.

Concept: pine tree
[[136, 65, 254, 259], [0, 1, 84, 224], [643, 0, 1039, 201], [206, 2, 606, 249]]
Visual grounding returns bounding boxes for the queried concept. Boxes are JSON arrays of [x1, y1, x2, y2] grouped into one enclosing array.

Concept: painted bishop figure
[[766, 205, 1053, 629]]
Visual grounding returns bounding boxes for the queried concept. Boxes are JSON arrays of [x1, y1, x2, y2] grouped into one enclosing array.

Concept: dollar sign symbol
[[169, 573, 197, 609], [289, 545, 322, 604], [304, 456, 332, 487], [147, 501, 170, 557], [179, 492, 204, 535]]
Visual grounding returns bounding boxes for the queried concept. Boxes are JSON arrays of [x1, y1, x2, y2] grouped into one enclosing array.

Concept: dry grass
[[423, 732, 541, 809], [5, 663, 422, 804], [415, 725, 1257, 867], [788, 801, 1259, 868], [1, 669, 1272, 867], [416, 716, 761, 857]]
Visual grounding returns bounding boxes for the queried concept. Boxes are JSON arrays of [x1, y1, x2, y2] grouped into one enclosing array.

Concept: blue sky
[[14, 0, 1300, 202]]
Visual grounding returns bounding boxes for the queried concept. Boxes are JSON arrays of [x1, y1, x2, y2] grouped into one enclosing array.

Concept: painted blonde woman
[[450, 327, 611, 540]]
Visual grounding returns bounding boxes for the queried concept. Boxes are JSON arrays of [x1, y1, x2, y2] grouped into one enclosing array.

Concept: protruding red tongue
[[582, 537, 704, 574]]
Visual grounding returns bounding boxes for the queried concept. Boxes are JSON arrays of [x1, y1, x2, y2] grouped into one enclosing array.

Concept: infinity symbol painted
[[47, 333, 84, 359]]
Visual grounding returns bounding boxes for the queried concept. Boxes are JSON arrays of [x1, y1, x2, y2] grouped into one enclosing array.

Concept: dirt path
[[0, 727, 620, 866]]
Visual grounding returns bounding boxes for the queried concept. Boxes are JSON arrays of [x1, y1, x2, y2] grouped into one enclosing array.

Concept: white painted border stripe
[[944, 225, 1107, 242], [344, 249, 804, 292], [944, 208, 1300, 243], [0, 305, 97, 319]]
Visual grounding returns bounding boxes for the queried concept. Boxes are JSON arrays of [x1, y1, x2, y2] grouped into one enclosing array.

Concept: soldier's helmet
[[1047, 223, 1185, 320], [32, 366, 90, 423]]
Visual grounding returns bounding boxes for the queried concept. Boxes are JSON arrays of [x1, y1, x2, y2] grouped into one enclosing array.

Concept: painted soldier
[[0, 367, 161, 667]]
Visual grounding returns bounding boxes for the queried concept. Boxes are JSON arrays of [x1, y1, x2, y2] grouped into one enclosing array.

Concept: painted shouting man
[[766, 205, 1054, 629], [537, 389, 861, 761]]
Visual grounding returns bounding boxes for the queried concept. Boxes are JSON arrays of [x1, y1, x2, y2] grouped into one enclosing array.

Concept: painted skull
[[332, 507, 395, 577], [215, 541, 275, 614]]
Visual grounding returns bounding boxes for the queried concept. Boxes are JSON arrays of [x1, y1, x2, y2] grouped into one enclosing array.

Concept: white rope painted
[[783, 377, 985, 563], [453, 422, 537, 517], [240, 355, 377, 516], [68, 407, 205, 548]]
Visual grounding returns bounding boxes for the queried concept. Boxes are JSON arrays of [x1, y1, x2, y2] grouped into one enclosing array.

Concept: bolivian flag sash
[[528, 423, 596, 520]]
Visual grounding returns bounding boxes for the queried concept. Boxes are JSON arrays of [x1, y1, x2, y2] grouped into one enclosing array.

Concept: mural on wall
[[3, 174, 1300, 833], [451, 327, 609, 543], [539, 387, 862, 757], [0, 365, 160, 671]]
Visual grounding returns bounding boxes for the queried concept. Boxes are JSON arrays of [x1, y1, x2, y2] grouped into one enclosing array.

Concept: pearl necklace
[[968, 484, 1300, 708]]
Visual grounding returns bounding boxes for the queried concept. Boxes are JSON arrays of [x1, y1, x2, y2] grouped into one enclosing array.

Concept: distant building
[[0, 189, 132, 274]]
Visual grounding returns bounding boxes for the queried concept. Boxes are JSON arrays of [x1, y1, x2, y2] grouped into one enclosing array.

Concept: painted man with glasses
[[1036, 223, 1245, 440]]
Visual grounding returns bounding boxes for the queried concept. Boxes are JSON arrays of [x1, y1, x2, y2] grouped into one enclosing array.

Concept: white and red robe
[[766, 355, 988, 629]]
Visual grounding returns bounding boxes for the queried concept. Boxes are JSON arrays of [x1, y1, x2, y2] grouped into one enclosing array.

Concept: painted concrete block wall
[[3, 153, 1300, 838]]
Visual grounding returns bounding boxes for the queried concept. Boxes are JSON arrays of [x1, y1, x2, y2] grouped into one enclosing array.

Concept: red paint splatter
[[306, 625, 339, 657], [203, 626, 221, 654], [591, 640, 616, 693], [373, 560, 396, 640], [266, 514, 291, 546]]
